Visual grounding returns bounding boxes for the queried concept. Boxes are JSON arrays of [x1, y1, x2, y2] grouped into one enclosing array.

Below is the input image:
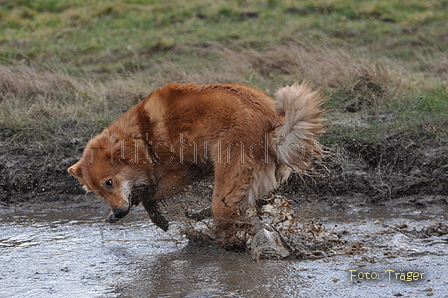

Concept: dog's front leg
[[141, 164, 196, 231], [140, 187, 169, 231]]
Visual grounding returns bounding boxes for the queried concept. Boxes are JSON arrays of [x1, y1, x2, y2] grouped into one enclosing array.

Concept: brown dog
[[68, 83, 326, 248]]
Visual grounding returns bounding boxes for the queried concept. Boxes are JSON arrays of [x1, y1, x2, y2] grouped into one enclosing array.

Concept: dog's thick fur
[[68, 83, 326, 248]]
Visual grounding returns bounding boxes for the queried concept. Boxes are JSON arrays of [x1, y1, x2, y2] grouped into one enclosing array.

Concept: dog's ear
[[102, 129, 111, 139], [68, 160, 83, 179]]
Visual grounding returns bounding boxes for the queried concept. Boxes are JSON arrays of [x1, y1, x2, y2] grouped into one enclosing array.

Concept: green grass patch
[[0, 0, 447, 159]]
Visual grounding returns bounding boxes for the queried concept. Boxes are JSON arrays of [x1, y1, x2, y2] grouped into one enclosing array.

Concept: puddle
[[1, 200, 448, 298]]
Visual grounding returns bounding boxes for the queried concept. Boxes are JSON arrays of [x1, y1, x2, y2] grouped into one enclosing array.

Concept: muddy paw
[[147, 205, 169, 232], [141, 193, 169, 231]]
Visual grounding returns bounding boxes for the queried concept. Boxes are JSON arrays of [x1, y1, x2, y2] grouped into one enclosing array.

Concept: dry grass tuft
[[241, 44, 357, 87], [0, 42, 402, 139], [205, 42, 400, 103], [0, 66, 149, 129], [347, 64, 397, 109], [0, 66, 84, 103]]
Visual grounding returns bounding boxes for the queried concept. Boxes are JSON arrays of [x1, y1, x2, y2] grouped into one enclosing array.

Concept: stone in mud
[[251, 221, 291, 261]]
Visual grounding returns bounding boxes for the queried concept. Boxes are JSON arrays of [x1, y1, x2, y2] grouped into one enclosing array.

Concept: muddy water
[[1, 199, 448, 298]]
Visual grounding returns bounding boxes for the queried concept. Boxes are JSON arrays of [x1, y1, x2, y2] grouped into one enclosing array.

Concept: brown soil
[[0, 129, 447, 205], [282, 132, 448, 201]]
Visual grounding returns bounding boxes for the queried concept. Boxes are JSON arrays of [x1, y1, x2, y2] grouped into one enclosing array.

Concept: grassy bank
[[0, 0, 447, 202]]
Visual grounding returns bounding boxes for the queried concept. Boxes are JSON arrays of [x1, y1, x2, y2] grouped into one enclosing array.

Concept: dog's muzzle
[[106, 191, 142, 223], [106, 206, 129, 223], [112, 207, 129, 219]]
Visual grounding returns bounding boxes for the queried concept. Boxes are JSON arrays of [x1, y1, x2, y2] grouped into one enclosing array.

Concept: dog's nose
[[113, 208, 127, 218]]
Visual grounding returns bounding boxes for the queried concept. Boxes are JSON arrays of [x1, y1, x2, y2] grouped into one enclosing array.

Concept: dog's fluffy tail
[[273, 82, 326, 174]]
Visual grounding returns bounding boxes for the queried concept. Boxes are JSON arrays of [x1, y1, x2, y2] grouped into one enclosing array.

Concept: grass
[[0, 0, 447, 160]]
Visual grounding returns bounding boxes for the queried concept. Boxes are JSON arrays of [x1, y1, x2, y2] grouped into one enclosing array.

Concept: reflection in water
[[127, 246, 291, 297]]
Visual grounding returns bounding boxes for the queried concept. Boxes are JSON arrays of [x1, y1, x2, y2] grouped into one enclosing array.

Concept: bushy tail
[[273, 82, 326, 174]]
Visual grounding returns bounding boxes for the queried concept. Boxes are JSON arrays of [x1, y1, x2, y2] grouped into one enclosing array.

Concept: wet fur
[[68, 83, 326, 248]]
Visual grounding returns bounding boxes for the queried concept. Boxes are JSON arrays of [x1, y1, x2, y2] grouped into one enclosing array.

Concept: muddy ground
[[1, 127, 447, 205]]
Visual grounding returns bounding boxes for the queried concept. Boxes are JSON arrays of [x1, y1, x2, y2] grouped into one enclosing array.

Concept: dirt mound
[[283, 132, 448, 201], [0, 140, 82, 204]]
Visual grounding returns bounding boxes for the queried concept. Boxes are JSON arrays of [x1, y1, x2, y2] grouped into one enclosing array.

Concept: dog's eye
[[105, 179, 113, 189]]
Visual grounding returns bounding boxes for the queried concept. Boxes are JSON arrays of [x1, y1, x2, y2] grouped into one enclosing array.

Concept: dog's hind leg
[[211, 164, 253, 250]]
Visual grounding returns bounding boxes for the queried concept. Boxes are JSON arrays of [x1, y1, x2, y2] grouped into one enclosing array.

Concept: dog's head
[[68, 129, 150, 220]]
